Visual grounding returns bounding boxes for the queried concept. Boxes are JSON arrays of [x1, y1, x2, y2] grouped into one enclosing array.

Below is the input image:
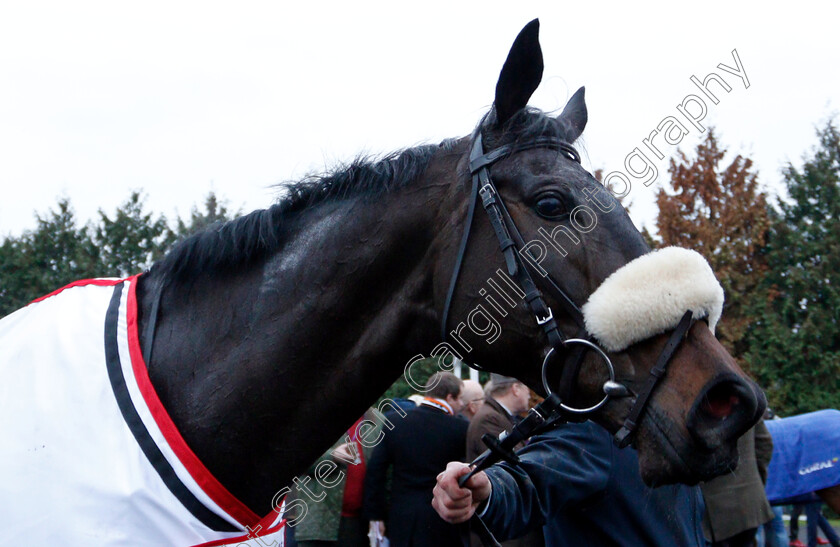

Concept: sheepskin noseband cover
[[581, 247, 724, 353]]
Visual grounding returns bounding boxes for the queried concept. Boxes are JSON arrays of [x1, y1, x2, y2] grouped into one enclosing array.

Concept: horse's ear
[[493, 19, 543, 126], [557, 86, 588, 142]]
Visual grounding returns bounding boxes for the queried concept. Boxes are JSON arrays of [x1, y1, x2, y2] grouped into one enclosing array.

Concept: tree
[[0, 198, 99, 316], [92, 191, 172, 277], [172, 192, 235, 237], [655, 129, 770, 361], [0, 235, 36, 317], [0, 191, 242, 319], [743, 121, 840, 415]]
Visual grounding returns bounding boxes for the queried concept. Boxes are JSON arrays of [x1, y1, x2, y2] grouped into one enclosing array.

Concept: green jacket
[[700, 420, 774, 542], [292, 412, 384, 542]]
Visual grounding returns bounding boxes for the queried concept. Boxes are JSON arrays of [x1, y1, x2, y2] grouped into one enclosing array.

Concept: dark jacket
[[467, 397, 543, 547], [364, 403, 468, 547], [481, 420, 706, 546], [700, 420, 774, 542], [467, 397, 520, 461]]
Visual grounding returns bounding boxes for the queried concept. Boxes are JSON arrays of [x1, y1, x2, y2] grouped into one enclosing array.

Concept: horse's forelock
[[481, 107, 572, 149]]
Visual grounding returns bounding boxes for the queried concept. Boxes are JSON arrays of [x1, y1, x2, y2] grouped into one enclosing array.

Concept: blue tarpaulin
[[765, 409, 840, 503]]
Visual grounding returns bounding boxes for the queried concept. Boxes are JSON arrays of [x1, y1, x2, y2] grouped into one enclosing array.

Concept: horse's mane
[[148, 108, 570, 283], [149, 139, 460, 282]]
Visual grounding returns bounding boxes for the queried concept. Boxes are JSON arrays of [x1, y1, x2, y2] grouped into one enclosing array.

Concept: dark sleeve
[[480, 422, 612, 540], [363, 434, 392, 521], [754, 419, 773, 485]]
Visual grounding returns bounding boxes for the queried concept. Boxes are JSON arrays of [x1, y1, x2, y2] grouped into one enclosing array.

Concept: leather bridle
[[441, 127, 696, 446]]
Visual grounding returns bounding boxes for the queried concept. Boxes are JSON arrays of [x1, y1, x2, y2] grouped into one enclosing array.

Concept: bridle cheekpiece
[[442, 129, 715, 448], [442, 129, 619, 419]]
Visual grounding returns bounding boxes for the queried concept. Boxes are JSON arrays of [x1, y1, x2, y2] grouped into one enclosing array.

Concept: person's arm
[[482, 423, 611, 539], [432, 462, 493, 523], [435, 422, 612, 540], [363, 435, 392, 525], [754, 419, 773, 484]]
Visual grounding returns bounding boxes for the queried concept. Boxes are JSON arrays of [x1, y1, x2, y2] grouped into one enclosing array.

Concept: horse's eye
[[534, 194, 568, 220]]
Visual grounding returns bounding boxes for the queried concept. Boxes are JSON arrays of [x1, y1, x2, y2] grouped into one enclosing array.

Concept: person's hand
[[369, 520, 386, 538], [432, 461, 491, 524]]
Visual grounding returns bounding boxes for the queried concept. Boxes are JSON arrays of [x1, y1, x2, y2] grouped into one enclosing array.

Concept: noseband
[[441, 130, 695, 446]]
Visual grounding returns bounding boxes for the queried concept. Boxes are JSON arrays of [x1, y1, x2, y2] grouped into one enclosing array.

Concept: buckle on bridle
[[535, 307, 554, 326]]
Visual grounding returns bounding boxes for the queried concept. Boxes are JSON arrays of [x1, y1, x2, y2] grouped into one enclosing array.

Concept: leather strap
[[489, 178, 586, 331], [442, 133, 583, 347], [441, 130, 697, 546], [142, 277, 163, 366], [443, 129, 698, 547], [441, 132, 595, 413], [614, 310, 695, 448], [441, 166, 481, 342]]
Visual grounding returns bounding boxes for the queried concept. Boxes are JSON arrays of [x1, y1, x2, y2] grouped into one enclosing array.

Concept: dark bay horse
[[3, 19, 764, 536], [132, 20, 764, 515]]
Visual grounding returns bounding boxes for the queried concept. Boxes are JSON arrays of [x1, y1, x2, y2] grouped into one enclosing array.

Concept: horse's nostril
[[700, 383, 743, 419], [687, 375, 762, 451]]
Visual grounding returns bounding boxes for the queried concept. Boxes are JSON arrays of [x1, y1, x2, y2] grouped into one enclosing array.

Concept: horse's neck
[[138, 180, 452, 514]]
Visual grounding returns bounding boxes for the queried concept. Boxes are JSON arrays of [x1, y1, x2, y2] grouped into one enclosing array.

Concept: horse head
[[438, 19, 765, 485]]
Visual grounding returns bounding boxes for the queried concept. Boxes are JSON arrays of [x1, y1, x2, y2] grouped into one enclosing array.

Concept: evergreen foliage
[[743, 121, 840, 415], [0, 192, 231, 318]]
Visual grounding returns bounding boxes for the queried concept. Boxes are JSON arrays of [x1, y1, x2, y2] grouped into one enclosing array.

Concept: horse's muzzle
[[685, 373, 767, 452]]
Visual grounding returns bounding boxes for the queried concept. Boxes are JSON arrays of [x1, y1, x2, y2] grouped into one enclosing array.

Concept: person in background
[[459, 379, 485, 421], [364, 371, 468, 547], [292, 410, 382, 547], [755, 408, 787, 547], [465, 374, 540, 546], [700, 421, 774, 546], [757, 504, 788, 547], [466, 374, 531, 461]]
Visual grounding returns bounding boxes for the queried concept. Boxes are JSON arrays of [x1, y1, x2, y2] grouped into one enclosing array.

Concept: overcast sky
[[1, 1, 837, 237]]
